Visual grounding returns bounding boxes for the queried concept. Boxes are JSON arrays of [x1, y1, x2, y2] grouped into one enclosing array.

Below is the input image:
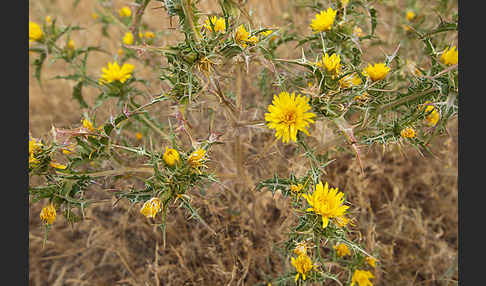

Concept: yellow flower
[[365, 256, 377, 268], [163, 147, 180, 166], [139, 31, 144, 39], [140, 198, 162, 218], [99, 61, 135, 84], [419, 101, 440, 126], [353, 26, 364, 37], [92, 12, 99, 20], [260, 30, 273, 38], [362, 62, 391, 82], [45, 16, 52, 24], [310, 8, 337, 33], [135, 132, 143, 140], [440, 46, 458, 66], [335, 215, 351, 227], [291, 254, 314, 282], [400, 127, 416, 138], [123, 32, 134, 45], [117, 48, 124, 56], [264, 92, 316, 143], [204, 16, 226, 33], [145, 31, 155, 39], [247, 36, 259, 44], [40, 204, 57, 225], [302, 181, 349, 228], [351, 269, 374, 286], [188, 149, 206, 169], [291, 184, 304, 200], [235, 24, 250, 47], [119, 6, 132, 18], [293, 241, 308, 256], [339, 73, 362, 88], [67, 39, 75, 50], [29, 21, 43, 42], [334, 243, 351, 257], [29, 137, 43, 155], [406, 11, 416, 21], [317, 53, 341, 76], [82, 118, 96, 132], [50, 162, 67, 169]]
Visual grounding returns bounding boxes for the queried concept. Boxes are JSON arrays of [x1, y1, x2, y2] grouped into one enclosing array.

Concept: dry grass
[[29, 0, 458, 285]]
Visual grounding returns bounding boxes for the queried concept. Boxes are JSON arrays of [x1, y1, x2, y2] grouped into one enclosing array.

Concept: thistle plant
[[29, 0, 457, 284]]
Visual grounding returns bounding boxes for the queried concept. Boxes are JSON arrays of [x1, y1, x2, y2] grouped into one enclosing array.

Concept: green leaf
[[33, 52, 47, 85], [73, 81, 89, 108]]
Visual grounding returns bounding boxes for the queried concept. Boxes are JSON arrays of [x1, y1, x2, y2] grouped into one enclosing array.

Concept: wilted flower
[[339, 73, 362, 88]]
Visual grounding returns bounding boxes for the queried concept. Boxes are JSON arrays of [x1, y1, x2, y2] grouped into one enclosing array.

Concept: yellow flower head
[[139, 31, 144, 39], [406, 11, 416, 21], [334, 243, 351, 257], [302, 181, 349, 228], [140, 198, 162, 218], [123, 32, 134, 45], [135, 132, 143, 140], [400, 127, 416, 138], [145, 31, 155, 39], [339, 73, 362, 89], [82, 118, 96, 132], [99, 61, 135, 84], [118, 48, 124, 56], [235, 25, 251, 47], [45, 16, 52, 25], [419, 101, 440, 126], [188, 149, 206, 169], [310, 8, 337, 33], [293, 241, 308, 256], [291, 254, 314, 282], [119, 6, 132, 18], [50, 162, 67, 169], [29, 137, 43, 155], [40, 204, 57, 225], [204, 16, 226, 33], [365, 256, 377, 268], [440, 46, 458, 66], [92, 12, 99, 20], [29, 21, 43, 42], [335, 215, 351, 227], [163, 147, 180, 166], [260, 30, 273, 38], [317, 53, 341, 76], [264, 92, 316, 143], [362, 62, 391, 82], [67, 39, 75, 50], [291, 184, 303, 193], [351, 269, 374, 286]]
